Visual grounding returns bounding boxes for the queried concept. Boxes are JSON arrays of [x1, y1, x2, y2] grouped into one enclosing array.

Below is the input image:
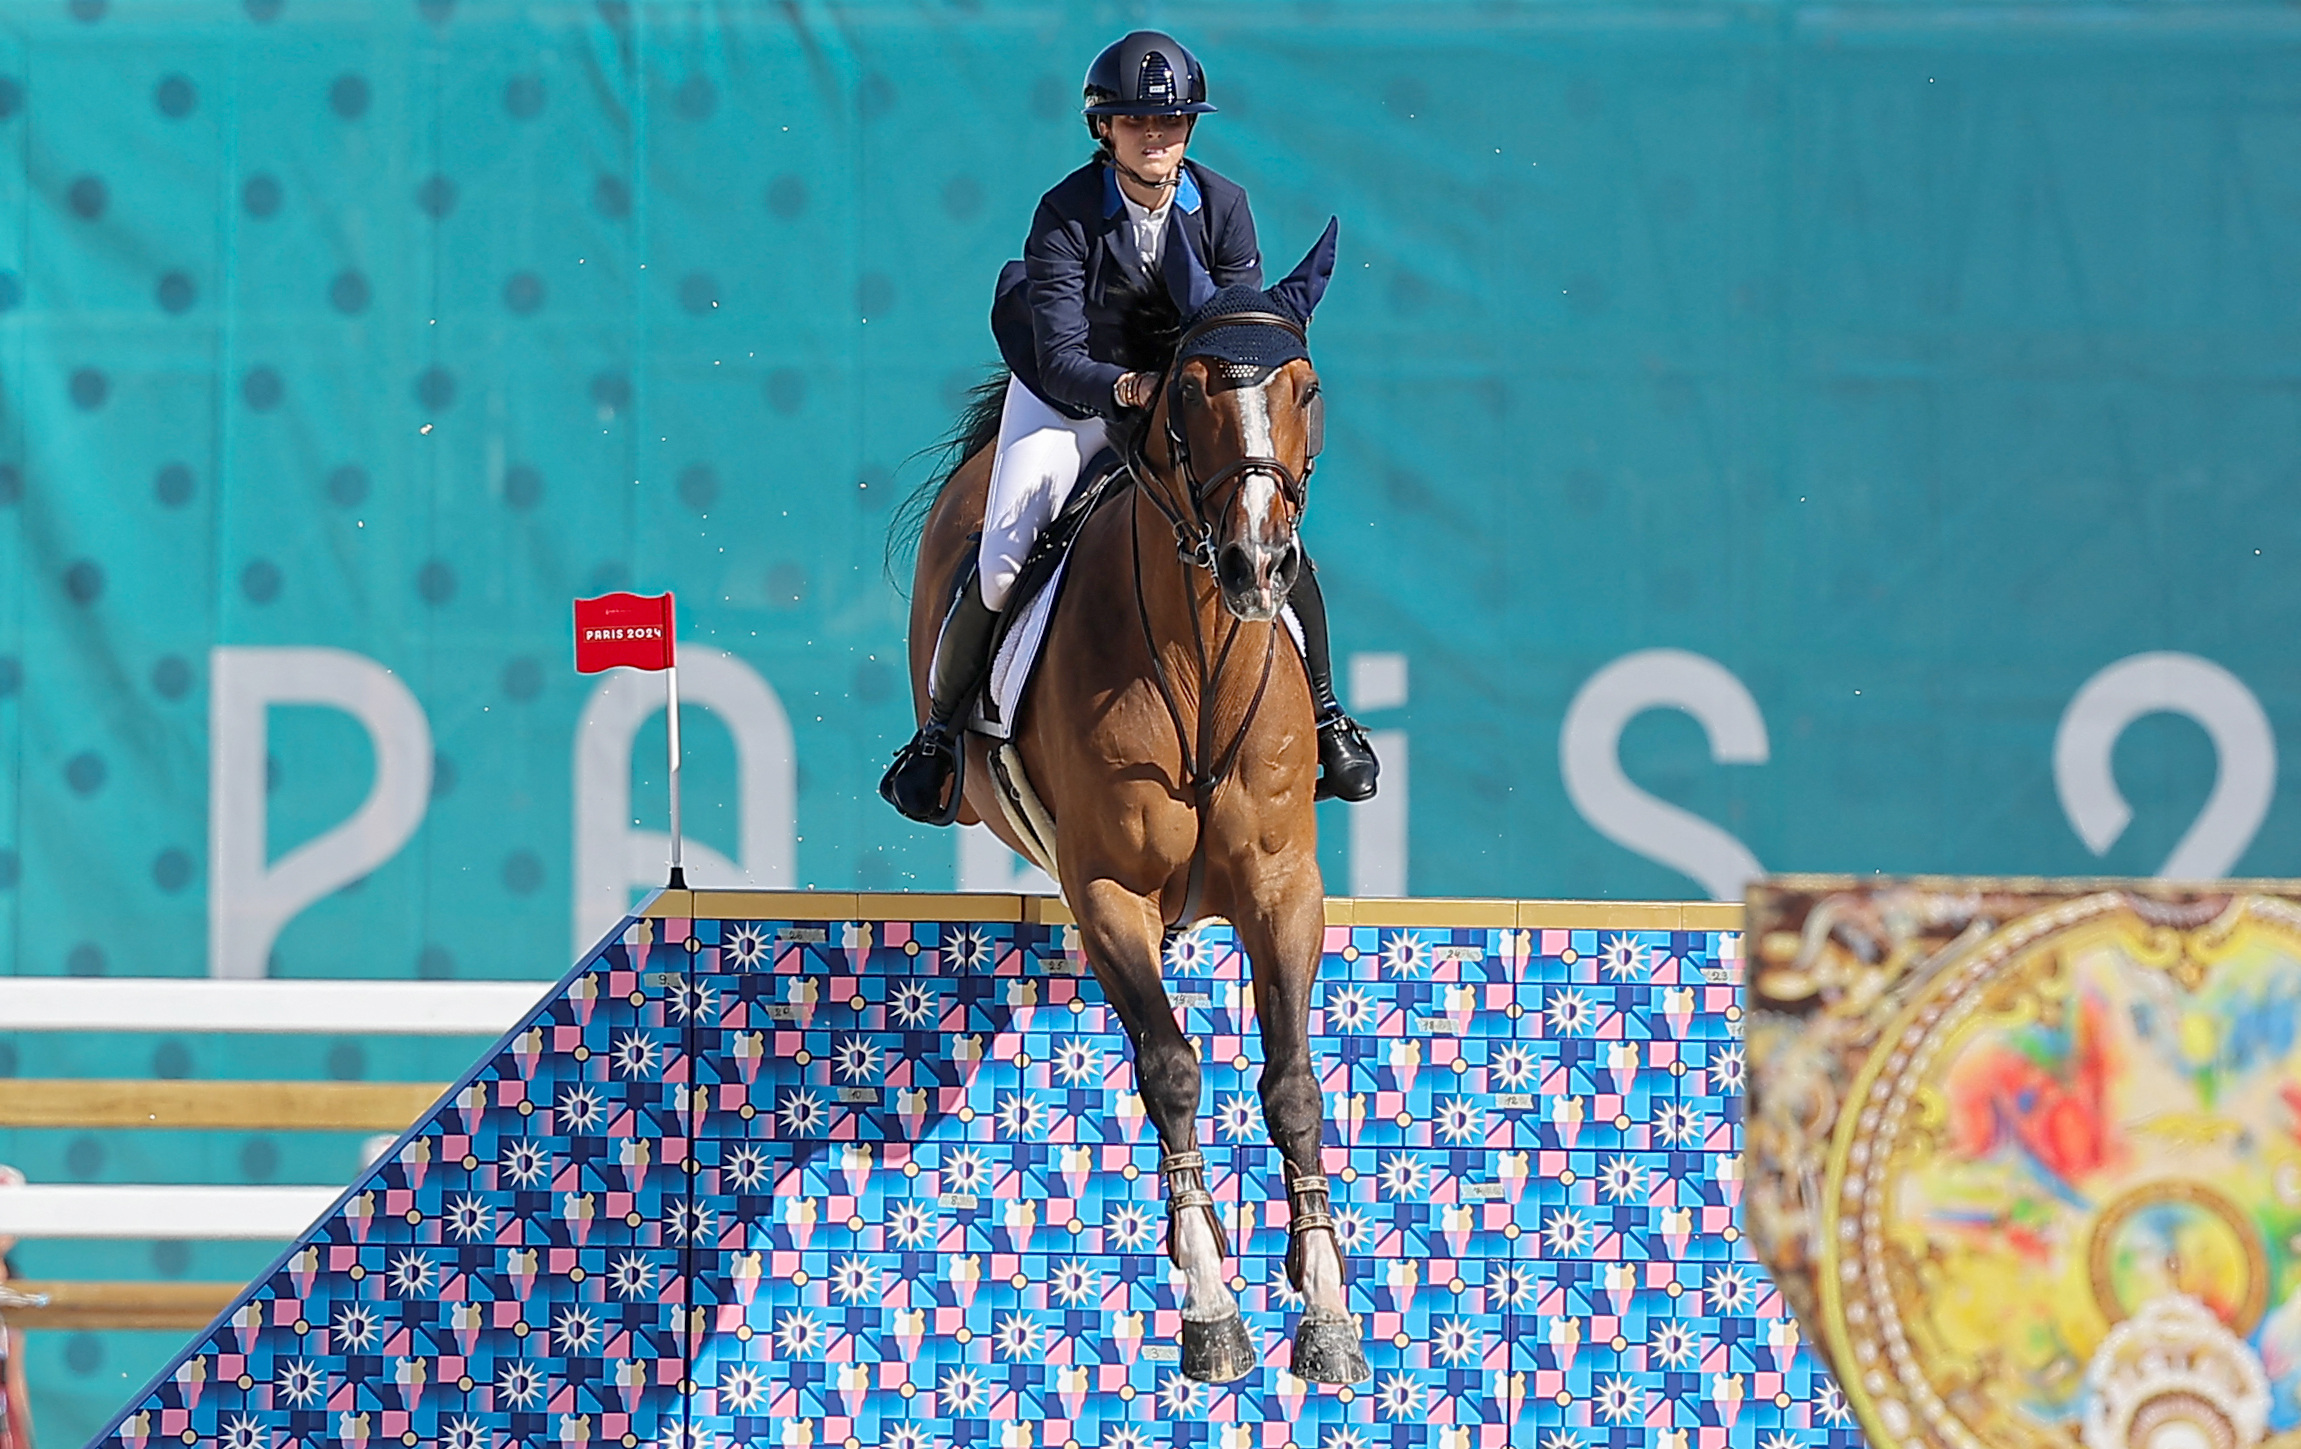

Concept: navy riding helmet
[[1081, 29, 1217, 135]]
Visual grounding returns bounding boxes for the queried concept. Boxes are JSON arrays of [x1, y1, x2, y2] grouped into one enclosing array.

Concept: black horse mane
[[884, 280, 1184, 587]]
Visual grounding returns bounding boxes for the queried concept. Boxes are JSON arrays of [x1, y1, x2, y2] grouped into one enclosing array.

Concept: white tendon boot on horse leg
[[1161, 1150, 1256, 1382], [1284, 1165, 1371, 1383]]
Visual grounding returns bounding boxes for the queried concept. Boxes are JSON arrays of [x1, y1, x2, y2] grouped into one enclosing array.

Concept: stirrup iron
[[1312, 707, 1379, 804], [879, 720, 968, 827]]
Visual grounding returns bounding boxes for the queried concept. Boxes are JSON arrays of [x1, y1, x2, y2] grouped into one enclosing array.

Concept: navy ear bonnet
[[1160, 214, 1339, 385], [1179, 285, 1311, 383]]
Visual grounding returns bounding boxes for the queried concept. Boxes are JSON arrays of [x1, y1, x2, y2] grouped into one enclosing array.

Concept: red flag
[[574, 592, 676, 673]]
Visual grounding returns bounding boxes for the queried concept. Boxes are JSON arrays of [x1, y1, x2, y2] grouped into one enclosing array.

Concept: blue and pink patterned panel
[[94, 911, 1861, 1449]]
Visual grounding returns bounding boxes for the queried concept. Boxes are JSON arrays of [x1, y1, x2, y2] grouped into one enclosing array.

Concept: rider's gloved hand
[[1114, 372, 1156, 410]]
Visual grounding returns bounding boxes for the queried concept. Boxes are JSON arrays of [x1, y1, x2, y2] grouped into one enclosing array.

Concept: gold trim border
[[0, 1080, 447, 1131], [9, 1280, 242, 1332], [641, 890, 1744, 931]]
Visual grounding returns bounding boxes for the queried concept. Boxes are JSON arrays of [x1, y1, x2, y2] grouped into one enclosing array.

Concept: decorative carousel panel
[[1745, 877, 2301, 1449]]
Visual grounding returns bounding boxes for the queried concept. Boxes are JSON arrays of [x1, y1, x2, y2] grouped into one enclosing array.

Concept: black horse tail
[[885, 368, 1010, 591]]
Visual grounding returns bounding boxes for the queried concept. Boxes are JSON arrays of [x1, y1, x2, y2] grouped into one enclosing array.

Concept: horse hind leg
[[1072, 880, 1257, 1383]]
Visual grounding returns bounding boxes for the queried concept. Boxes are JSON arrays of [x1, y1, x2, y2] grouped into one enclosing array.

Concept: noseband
[[1126, 309, 1322, 570]]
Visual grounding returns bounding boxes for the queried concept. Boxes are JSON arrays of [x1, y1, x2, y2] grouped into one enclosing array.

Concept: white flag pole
[[665, 662, 686, 889]]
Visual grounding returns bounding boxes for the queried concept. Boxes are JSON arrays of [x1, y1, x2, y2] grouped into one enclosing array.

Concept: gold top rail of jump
[[0, 1080, 447, 1131], [5, 1280, 242, 1332], [641, 891, 1744, 931]]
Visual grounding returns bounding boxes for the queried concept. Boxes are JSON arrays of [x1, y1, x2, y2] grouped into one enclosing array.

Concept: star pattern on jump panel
[[94, 912, 1862, 1449]]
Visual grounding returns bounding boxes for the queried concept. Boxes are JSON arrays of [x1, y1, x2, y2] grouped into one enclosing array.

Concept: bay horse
[[897, 220, 1369, 1384]]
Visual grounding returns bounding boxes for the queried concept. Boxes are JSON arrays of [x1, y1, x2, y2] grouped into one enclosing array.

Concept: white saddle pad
[[969, 557, 1072, 741], [968, 559, 1303, 742]]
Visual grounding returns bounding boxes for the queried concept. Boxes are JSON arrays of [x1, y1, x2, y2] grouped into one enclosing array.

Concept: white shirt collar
[[1121, 188, 1172, 227], [1120, 187, 1174, 268]]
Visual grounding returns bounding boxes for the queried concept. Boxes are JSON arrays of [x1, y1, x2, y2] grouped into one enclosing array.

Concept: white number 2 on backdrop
[[2055, 651, 2277, 879]]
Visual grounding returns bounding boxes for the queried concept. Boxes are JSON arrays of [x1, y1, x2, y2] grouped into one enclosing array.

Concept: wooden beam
[[4, 1281, 240, 1331], [646, 889, 1750, 930], [0, 1080, 446, 1131]]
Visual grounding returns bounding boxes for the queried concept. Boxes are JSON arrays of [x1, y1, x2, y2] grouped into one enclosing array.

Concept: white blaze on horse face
[[1235, 380, 1280, 543]]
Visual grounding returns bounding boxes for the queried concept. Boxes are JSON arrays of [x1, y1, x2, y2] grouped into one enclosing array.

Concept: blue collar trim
[[1102, 164, 1204, 217]]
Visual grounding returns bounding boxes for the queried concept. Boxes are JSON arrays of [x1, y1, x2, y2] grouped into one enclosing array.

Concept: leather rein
[[1118, 308, 1320, 929]]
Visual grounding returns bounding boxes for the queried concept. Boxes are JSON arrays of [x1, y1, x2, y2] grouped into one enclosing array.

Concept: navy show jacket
[[992, 159, 1263, 422]]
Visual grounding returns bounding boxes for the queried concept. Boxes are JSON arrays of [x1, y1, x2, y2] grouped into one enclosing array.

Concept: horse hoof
[[1181, 1312, 1258, 1383], [1291, 1309, 1371, 1384]]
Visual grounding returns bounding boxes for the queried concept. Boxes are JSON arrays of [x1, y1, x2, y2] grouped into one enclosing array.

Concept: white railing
[[0, 977, 550, 1313], [0, 978, 551, 1035]]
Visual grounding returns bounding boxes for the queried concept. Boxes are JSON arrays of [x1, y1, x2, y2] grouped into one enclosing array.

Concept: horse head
[[1153, 216, 1338, 622]]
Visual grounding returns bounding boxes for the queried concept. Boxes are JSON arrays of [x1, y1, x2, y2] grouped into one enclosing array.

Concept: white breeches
[[978, 375, 1109, 611]]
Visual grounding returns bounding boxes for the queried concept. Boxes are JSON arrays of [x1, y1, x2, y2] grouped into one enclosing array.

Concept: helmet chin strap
[[1100, 117, 1190, 198], [1112, 157, 1178, 194]]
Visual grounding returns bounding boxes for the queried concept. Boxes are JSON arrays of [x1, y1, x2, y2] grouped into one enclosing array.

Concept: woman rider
[[881, 29, 1379, 824]]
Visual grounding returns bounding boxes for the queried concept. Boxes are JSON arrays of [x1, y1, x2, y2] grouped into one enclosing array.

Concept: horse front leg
[[1234, 884, 1372, 1384], [1071, 877, 1257, 1383]]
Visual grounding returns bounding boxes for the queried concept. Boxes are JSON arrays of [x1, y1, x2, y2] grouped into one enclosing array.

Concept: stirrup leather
[[1159, 1150, 1231, 1268], [1283, 1167, 1338, 1294]]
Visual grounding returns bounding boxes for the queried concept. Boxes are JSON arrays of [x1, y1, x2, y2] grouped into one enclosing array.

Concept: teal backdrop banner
[[4, 0, 2301, 986], [5, 1, 2301, 1440]]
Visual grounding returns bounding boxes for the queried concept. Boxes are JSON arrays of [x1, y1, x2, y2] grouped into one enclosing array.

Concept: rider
[[881, 29, 1380, 825]]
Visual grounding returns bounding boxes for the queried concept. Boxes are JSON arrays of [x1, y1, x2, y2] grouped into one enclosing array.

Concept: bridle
[[1118, 307, 1325, 929], [1125, 308, 1323, 572]]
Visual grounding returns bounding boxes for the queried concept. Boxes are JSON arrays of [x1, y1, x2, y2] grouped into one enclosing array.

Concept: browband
[[1175, 309, 1307, 358]]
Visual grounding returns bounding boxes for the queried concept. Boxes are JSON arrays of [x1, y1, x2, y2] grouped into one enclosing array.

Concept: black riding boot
[[879, 573, 1000, 825], [1288, 559, 1380, 803]]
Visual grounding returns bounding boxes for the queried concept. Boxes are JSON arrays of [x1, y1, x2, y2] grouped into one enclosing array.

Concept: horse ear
[[1162, 213, 1219, 318], [1268, 217, 1339, 323]]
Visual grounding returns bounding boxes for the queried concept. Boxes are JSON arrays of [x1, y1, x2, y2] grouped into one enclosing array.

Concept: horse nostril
[[1217, 544, 1257, 595], [1273, 542, 1302, 597]]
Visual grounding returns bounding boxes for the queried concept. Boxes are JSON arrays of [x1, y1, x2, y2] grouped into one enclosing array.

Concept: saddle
[[963, 447, 1132, 738]]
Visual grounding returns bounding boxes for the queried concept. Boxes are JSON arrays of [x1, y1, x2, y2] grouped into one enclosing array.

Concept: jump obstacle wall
[[90, 893, 1852, 1449]]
